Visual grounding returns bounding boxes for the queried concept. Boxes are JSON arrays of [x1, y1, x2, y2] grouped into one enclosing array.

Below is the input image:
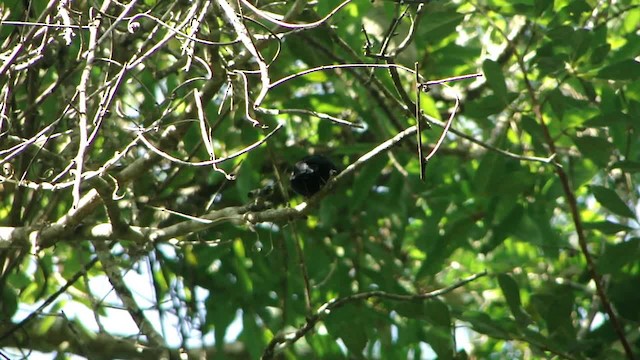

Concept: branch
[[91, 241, 168, 353], [246, 124, 419, 223], [73, 7, 101, 209], [0, 0, 58, 76], [261, 271, 488, 359], [240, 0, 352, 30], [134, 121, 283, 167], [517, 44, 634, 360], [215, 0, 270, 111], [0, 257, 99, 342], [0, 123, 419, 250], [0, 316, 251, 360], [89, 121, 413, 242]]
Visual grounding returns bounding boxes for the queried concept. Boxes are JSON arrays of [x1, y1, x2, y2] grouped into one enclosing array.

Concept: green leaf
[[534, 0, 553, 14], [511, 213, 544, 245], [596, 59, 640, 80], [597, 238, 640, 275], [459, 311, 512, 339], [590, 44, 611, 65], [1, 285, 18, 319], [483, 205, 524, 253], [394, 300, 427, 319], [339, 326, 367, 355], [572, 135, 613, 167], [610, 160, 640, 173], [241, 312, 267, 359], [497, 273, 531, 326], [546, 25, 574, 46], [465, 94, 516, 120], [206, 296, 237, 349], [560, 0, 592, 20], [306, 333, 344, 357], [583, 111, 634, 127], [591, 185, 636, 219], [520, 115, 545, 141], [421, 301, 454, 359], [423, 298, 452, 328], [232, 240, 254, 294], [349, 156, 387, 211], [418, 7, 465, 39], [519, 328, 566, 356], [530, 287, 577, 343], [419, 216, 475, 277], [583, 221, 632, 234], [324, 304, 368, 355], [482, 60, 507, 100], [609, 274, 640, 322]]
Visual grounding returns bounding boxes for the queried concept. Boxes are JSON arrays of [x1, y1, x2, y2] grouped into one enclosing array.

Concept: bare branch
[[240, 0, 352, 30]]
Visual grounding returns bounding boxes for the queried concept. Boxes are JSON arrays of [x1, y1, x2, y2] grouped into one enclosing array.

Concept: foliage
[[1, 0, 639, 359]]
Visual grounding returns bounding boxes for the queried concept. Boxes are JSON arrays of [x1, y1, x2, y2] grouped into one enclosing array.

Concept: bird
[[290, 155, 338, 197]]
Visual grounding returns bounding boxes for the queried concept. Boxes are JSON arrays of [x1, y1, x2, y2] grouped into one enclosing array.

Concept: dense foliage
[[1, 0, 639, 359]]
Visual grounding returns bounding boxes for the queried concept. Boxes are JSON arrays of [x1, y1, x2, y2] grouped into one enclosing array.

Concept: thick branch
[[0, 316, 250, 360]]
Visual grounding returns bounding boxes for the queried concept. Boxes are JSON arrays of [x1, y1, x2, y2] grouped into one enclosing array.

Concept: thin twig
[[194, 89, 235, 180], [0, 258, 100, 342], [257, 107, 364, 128], [216, 0, 270, 110], [0, 0, 58, 76], [232, 70, 266, 128], [415, 62, 424, 180], [240, 0, 352, 29], [0, 21, 91, 29], [270, 63, 420, 89], [134, 121, 283, 166], [423, 87, 459, 163]]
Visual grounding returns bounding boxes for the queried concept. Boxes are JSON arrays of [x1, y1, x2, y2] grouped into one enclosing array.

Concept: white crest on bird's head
[[293, 161, 314, 175]]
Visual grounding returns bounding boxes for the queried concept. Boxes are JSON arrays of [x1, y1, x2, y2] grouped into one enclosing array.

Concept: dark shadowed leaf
[[598, 238, 640, 275], [482, 60, 507, 100], [596, 59, 640, 80], [611, 160, 640, 173], [498, 273, 532, 326], [572, 136, 613, 167], [583, 221, 632, 234], [591, 185, 637, 219]]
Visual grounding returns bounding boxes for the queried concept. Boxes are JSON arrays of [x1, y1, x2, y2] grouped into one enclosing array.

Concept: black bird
[[290, 155, 338, 197]]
